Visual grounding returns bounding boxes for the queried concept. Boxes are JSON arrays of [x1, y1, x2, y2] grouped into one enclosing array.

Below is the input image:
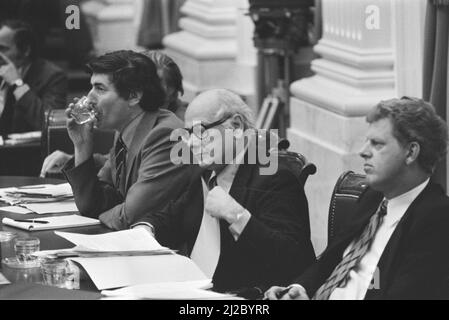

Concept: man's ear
[[230, 114, 244, 130], [128, 91, 143, 107], [405, 141, 420, 165]]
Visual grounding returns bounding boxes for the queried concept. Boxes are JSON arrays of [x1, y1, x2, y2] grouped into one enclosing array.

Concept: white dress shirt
[[329, 178, 430, 300], [190, 158, 252, 278]]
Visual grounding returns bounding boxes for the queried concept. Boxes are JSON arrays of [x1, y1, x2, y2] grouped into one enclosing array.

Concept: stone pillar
[[163, 0, 257, 107], [288, 0, 396, 254], [82, 0, 142, 55], [392, 0, 427, 97]]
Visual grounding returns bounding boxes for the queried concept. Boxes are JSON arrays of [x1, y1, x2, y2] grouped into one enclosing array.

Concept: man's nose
[[86, 89, 96, 102], [359, 142, 371, 159]]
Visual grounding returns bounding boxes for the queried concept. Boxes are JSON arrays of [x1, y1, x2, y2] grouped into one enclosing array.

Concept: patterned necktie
[[115, 135, 127, 195], [313, 199, 388, 300]]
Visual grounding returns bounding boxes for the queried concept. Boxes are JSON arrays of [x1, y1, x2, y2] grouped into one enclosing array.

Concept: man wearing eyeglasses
[[133, 88, 316, 293]]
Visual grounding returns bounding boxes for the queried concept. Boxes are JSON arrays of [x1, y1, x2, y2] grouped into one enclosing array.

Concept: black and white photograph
[[0, 0, 448, 305]]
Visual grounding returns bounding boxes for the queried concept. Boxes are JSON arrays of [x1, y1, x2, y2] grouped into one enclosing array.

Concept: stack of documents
[[101, 280, 239, 300], [35, 229, 174, 258], [2, 215, 100, 231], [35, 229, 211, 291], [4, 131, 41, 145], [0, 183, 77, 214]]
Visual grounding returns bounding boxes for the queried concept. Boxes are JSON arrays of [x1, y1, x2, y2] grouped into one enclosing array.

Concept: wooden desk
[[0, 176, 109, 299]]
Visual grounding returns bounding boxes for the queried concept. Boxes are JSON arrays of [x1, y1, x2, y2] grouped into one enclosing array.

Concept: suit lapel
[[123, 110, 159, 189], [366, 182, 438, 299]]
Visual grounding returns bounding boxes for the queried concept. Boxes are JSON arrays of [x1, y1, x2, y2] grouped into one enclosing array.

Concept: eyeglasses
[[184, 114, 233, 140]]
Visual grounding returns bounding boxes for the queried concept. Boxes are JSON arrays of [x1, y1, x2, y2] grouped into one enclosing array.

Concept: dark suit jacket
[[137, 155, 316, 292], [0, 58, 67, 136], [296, 182, 449, 300], [63, 109, 193, 230]]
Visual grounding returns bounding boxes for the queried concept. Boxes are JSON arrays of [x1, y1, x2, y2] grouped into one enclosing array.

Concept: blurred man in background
[[0, 19, 67, 137]]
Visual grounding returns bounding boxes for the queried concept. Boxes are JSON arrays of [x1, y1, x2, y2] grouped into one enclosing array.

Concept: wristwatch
[[11, 78, 24, 91]]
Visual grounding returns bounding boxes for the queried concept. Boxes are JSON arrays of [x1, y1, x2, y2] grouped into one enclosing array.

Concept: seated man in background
[[0, 19, 67, 137], [133, 89, 316, 293], [62, 50, 191, 230], [40, 50, 186, 177], [266, 97, 449, 300]]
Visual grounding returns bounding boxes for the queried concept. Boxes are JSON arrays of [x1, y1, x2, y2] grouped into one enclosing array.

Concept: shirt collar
[[384, 178, 430, 226]]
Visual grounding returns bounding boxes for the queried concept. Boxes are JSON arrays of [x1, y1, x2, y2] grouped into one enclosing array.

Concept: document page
[[21, 201, 78, 214], [101, 280, 240, 300], [70, 254, 210, 290], [55, 228, 165, 252]]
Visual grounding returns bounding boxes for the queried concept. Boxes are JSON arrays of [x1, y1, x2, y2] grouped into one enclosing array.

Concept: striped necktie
[[115, 135, 127, 195], [313, 199, 388, 300]]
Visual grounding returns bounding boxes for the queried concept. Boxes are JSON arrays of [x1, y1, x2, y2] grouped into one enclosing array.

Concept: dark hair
[[366, 97, 448, 173], [0, 19, 38, 60], [141, 50, 184, 102], [86, 50, 165, 111]]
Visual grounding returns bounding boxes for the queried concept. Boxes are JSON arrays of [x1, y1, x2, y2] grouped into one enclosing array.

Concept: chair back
[[327, 171, 367, 246], [274, 139, 317, 186]]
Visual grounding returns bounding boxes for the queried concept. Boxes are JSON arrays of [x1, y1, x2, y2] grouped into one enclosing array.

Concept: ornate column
[[288, 0, 396, 254], [392, 0, 427, 97], [163, 0, 257, 106], [81, 0, 142, 55]]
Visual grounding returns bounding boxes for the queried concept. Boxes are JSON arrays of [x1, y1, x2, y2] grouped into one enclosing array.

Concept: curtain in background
[[423, 0, 449, 190], [137, 0, 186, 49]]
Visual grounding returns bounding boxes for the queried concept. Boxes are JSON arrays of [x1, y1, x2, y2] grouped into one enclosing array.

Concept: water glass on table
[[0, 231, 17, 267], [40, 258, 80, 290]]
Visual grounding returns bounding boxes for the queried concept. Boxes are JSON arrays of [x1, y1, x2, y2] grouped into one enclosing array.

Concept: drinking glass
[[41, 258, 80, 289], [70, 96, 97, 124], [0, 231, 17, 266], [13, 237, 40, 268]]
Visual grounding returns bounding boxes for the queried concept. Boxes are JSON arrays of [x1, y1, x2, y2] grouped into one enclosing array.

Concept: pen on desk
[[13, 219, 49, 224]]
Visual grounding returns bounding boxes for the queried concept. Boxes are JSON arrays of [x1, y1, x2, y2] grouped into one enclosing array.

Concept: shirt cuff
[[228, 209, 251, 241], [131, 222, 156, 237], [13, 84, 30, 100]]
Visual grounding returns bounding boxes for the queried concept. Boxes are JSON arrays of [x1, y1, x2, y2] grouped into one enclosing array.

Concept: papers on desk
[[4, 131, 41, 145], [0, 201, 78, 215], [0, 205, 33, 214], [101, 280, 239, 300], [36, 229, 210, 291], [1, 215, 100, 231], [0, 183, 74, 206], [55, 228, 165, 252], [72, 254, 209, 290]]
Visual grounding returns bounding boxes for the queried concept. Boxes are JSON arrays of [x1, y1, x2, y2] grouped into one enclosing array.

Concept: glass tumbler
[[41, 258, 80, 289], [70, 96, 97, 124]]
